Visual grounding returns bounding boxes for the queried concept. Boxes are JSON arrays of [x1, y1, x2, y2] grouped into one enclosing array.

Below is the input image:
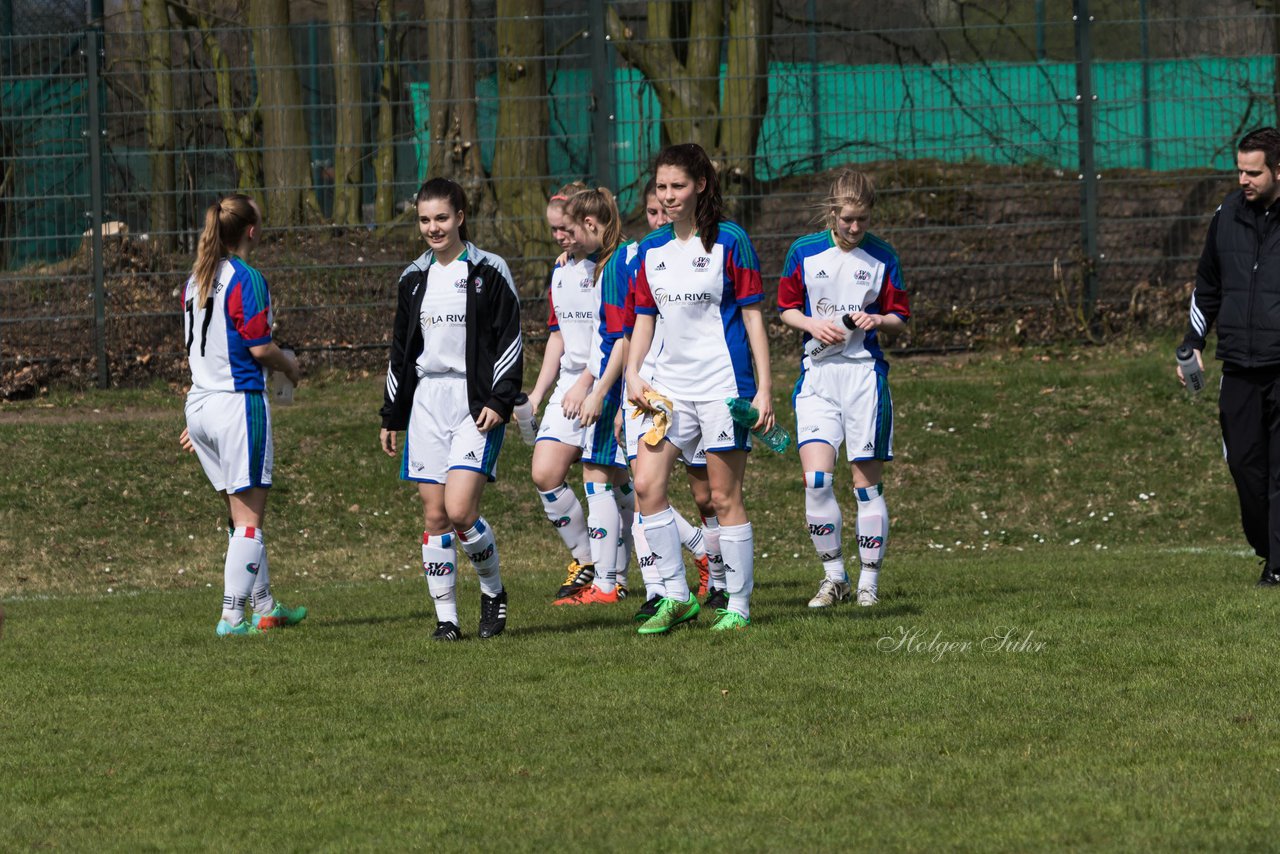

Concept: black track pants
[[1220, 369, 1280, 569]]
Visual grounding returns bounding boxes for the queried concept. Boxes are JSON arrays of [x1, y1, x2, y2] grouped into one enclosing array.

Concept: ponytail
[[654, 143, 722, 253], [191, 194, 259, 305], [564, 187, 623, 282]]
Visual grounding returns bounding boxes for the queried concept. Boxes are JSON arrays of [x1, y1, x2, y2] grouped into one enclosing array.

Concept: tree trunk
[[425, 0, 494, 235], [142, 0, 175, 250], [249, 0, 322, 227], [328, 0, 364, 226], [718, 0, 770, 213], [492, 0, 547, 289], [373, 0, 397, 223], [169, 3, 260, 193]]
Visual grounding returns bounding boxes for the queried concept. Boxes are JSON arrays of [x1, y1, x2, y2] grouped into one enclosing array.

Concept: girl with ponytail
[[624, 142, 774, 634], [181, 194, 306, 637]]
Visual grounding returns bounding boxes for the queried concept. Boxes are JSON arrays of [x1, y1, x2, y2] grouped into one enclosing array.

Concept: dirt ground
[[0, 159, 1212, 399]]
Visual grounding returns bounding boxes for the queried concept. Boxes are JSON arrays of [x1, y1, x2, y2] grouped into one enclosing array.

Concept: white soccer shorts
[[793, 359, 894, 462], [536, 371, 625, 468], [403, 374, 504, 483], [185, 389, 274, 494], [633, 384, 750, 462]]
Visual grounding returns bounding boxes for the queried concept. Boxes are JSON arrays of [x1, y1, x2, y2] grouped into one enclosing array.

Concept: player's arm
[[581, 338, 627, 428], [625, 313, 657, 410], [528, 331, 564, 414], [780, 307, 846, 344], [741, 304, 775, 432], [249, 341, 300, 385]]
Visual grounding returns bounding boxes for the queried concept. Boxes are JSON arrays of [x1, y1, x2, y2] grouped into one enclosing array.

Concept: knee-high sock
[[641, 506, 688, 601], [855, 483, 888, 592], [702, 515, 725, 590], [222, 527, 265, 623], [632, 511, 665, 598], [249, 546, 275, 615], [459, 518, 503, 597], [719, 522, 754, 619], [805, 471, 846, 582], [614, 482, 635, 586], [585, 483, 620, 592], [673, 508, 706, 557], [422, 531, 459, 624], [540, 484, 592, 565]]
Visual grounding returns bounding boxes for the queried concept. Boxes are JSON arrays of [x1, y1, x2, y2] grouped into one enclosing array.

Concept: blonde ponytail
[[190, 194, 259, 305], [564, 186, 623, 282]]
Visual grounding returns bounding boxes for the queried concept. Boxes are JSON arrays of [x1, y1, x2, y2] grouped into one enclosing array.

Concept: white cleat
[[808, 578, 851, 608], [856, 587, 879, 607]]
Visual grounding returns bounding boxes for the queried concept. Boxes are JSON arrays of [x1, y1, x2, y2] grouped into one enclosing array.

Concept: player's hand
[[808, 317, 848, 344], [561, 384, 587, 421], [179, 428, 194, 454], [579, 391, 603, 427], [380, 428, 398, 456], [846, 311, 883, 332], [625, 369, 656, 411], [750, 390, 775, 433], [614, 407, 625, 446], [475, 406, 502, 433], [1176, 349, 1204, 387]]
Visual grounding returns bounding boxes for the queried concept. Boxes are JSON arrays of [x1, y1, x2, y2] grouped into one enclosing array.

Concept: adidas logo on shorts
[[718, 430, 732, 441], [862, 442, 875, 452], [465, 450, 480, 461]]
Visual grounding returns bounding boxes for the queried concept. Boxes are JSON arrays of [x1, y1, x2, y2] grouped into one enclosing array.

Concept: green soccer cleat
[[252, 602, 308, 630], [709, 608, 750, 632], [637, 595, 700, 635], [216, 618, 263, 637]]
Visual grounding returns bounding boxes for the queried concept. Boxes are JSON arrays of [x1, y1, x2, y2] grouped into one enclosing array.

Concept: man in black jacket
[[1181, 126, 1280, 585]]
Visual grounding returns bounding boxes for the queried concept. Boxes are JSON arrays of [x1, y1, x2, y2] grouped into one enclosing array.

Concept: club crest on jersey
[[579, 277, 593, 290], [453, 277, 468, 291], [474, 276, 484, 292], [854, 269, 872, 282], [692, 256, 711, 270]]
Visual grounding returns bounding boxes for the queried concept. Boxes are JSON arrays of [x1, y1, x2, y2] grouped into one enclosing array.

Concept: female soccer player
[[778, 169, 909, 608], [542, 186, 638, 605], [181, 193, 306, 637], [379, 178, 523, 641], [626, 143, 774, 633], [525, 182, 612, 602]]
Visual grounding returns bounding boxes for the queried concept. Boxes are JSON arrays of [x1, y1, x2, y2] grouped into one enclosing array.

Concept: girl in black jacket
[[379, 178, 524, 641]]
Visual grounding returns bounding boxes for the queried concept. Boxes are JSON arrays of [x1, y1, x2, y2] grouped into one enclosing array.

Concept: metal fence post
[[588, 0, 617, 192], [86, 3, 108, 387], [1073, 0, 1100, 334]]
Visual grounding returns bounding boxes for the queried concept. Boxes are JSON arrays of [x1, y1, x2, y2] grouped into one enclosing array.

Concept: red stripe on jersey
[[777, 268, 806, 311], [880, 270, 911, 320]]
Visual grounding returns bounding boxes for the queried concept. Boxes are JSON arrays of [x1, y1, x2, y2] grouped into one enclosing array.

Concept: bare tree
[[373, 0, 398, 223], [248, 0, 322, 226], [425, 0, 495, 231], [491, 0, 549, 283], [142, 0, 176, 250], [329, 0, 364, 226]]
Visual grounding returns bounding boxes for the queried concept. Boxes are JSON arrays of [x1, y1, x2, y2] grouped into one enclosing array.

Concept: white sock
[[673, 508, 706, 557], [703, 515, 725, 590], [805, 471, 846, 583], [248, 545, 275, 616], [459, 518, 503, 597], [422, 531, 459, 625], [540, 483, 592, 566], [856, 483, 888, 592], [642, 506, 688, 601], [719, 522, 754, 619], [633, 512, 665, 598], [585, 482, 620, 593], [614, 482, 635, 587], [222, 526, 265, 624]]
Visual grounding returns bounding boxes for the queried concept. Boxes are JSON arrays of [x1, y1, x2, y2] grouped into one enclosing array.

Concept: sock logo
[[423, 560, 456, 577], [589, 527, 609, 539], [639, 551, 659, 567], [246, 562, 260, 574], [552, 516, 572, 528], [808, 523, 835, 536], [858, 535, 884, 550], [468, 545, 495, 563]]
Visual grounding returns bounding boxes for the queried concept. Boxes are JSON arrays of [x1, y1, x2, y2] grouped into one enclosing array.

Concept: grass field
[[3, 335, 1276, 850]]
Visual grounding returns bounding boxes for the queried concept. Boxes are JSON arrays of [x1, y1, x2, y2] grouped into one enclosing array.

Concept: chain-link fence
[[1, 0, 1274, 393]]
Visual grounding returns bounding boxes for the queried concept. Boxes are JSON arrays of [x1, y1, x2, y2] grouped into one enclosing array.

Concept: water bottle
[[513, 393, 539, 445], [270, 349, 295, 406], [725, 398, 792, 454], [803, 313, 858, 362], [1175, 345, 1204, 394]]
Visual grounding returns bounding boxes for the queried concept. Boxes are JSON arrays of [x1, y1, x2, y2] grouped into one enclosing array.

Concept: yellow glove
[[640, 390, 674, 446]]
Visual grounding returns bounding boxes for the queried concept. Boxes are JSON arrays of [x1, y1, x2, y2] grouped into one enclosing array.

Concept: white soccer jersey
[[546, 255, 598, 375], [183, 256, 273, 394], [633, 223, 763, 400], [416, 257, 469, 376], [777, 230, 909, 367]]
